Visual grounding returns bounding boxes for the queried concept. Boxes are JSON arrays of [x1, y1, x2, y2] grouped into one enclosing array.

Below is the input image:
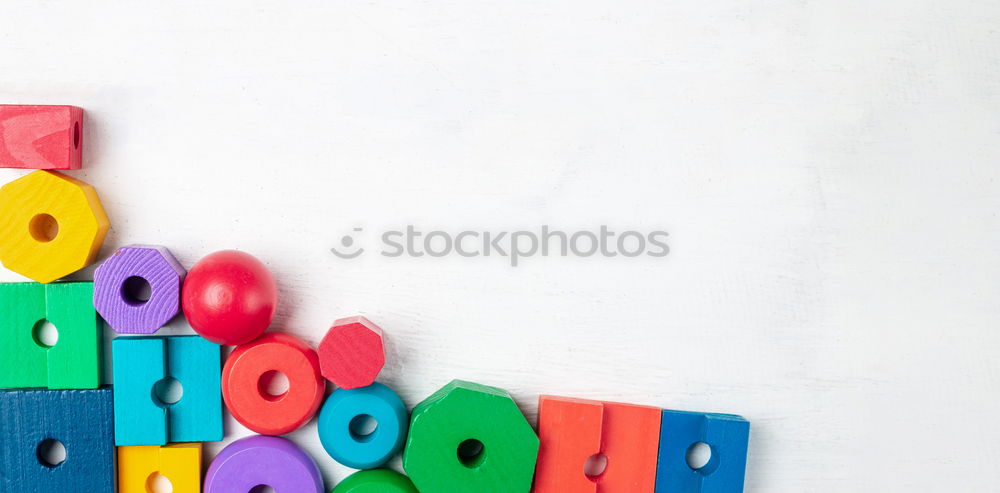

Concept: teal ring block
[[112, 335, 223, 446], [318, 382, 408, 469], [655, 410, 750, 493], [0, 387, 115, 492]]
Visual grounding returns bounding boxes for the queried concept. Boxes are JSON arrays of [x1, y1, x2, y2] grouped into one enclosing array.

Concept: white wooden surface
[[2, 1, 1000, 491]]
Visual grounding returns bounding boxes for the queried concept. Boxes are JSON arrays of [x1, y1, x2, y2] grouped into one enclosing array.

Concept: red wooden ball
[[182, 250, 277, 345]]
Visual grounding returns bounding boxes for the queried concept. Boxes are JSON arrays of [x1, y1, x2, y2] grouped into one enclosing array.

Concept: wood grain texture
[[94, 245, 185, 334], [221, 332, 324, 435], [0, 171, 108, 283], [535, 396, 661, 493], [656, 411, 750, 493], [0, 281, 101, 389], [402, 380, 539, 493], [112, 335, 223, 445], [2, 2, 1000, 490], [319, 316, 386, 389], [118, 443, 203, 493], [0, 105, 82, 170], [204, 435, 324, 493], [0, 387, 114, 492]]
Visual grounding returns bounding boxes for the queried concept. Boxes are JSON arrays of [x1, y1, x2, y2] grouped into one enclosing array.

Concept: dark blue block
[[655, 410, 750, 493], [0, 387, 115, 493]]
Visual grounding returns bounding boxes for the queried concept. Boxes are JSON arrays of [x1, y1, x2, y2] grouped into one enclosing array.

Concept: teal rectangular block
[[168, 335, 224, 442], [0, 282, 101, 390], [112, 335, 222, 446], [655, 410, 750, 493], [112, 337, 167, 446]]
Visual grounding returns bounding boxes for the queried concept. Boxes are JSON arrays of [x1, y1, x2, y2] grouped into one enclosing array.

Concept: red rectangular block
[[0, 105, 83, 169]]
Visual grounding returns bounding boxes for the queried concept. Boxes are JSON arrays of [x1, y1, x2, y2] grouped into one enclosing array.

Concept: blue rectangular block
[[0, 387, 115, 493], [112, 335, 223, 446], [655, 410, 750, 493]]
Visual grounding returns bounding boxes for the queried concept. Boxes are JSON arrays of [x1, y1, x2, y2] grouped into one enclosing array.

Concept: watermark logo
[[331, 226, 669, 267], [330, 227, 365, 259]]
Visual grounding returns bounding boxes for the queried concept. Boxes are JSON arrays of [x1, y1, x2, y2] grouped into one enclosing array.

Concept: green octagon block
[[331, 469, 418, 493], [0, 282, 102, 389], [402, 379, 539, 493]]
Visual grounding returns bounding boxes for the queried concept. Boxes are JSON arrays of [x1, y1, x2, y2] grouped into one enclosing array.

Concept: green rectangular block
[[0, 282, 102, 389]]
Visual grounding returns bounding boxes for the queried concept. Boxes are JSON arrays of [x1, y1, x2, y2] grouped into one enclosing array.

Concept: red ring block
[[222, 332, 325, 435], [0, 105, 83, 169]]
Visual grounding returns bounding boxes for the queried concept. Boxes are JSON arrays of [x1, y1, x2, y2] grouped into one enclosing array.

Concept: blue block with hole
[[318, 382, 409, 469], [655, 410, 750, 493], [0, 387, 115, 492], [112, 335, 222, 446]]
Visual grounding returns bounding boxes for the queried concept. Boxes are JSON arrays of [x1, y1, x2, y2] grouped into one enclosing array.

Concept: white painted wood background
[[2, 1, 999, 491]]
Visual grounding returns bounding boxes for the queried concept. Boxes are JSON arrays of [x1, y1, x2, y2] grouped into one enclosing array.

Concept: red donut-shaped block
[[222, 333, 325, 435]]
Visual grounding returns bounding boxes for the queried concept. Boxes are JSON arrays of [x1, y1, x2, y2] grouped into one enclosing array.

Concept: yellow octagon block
[[118, 443, 202, 493], [0, 170, 109, 283]]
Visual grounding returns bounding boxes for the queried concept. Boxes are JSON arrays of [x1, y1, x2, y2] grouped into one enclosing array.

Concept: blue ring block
[[0, 387, 115, 492], [655, 410, 750, 493], [318, 382, 409, 469], [112, 335, 222, 446]]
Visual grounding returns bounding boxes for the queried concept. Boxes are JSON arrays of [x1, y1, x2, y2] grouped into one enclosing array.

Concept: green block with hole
[[402, 379, 540, 493], [112, 335, 222, 446], [0, 282, 102, 389], [331, 469, 419, 493]]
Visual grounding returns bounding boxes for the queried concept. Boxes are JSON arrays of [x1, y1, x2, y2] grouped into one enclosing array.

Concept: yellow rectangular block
[[118, 442, 202, 493]]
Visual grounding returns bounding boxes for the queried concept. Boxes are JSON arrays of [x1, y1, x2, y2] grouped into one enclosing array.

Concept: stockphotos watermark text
[[331, 225, 669, 267]]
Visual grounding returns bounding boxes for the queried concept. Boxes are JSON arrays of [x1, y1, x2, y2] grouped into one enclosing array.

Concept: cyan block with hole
[[655, 410, 750, 493], [0, 282, 102, 389], [0, 387, 115, 492], [318, 382, 409, 469], [112, 335, 223, 446]]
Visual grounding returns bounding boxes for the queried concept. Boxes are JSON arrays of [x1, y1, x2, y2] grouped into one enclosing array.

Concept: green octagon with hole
[[402, 379, 540, 493]]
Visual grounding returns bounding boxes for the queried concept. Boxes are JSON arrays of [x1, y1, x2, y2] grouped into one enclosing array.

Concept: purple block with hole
[[94, 245, 185, 334], [204, 435, 324, 493]]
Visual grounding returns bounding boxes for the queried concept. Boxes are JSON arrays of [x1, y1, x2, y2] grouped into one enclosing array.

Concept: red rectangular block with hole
[[535, 395, 662, 493], [0, 105, 83, 169]]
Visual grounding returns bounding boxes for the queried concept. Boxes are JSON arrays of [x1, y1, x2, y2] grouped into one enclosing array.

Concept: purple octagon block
[[93, 245, 186, 334], [204, 435, 324, 493]]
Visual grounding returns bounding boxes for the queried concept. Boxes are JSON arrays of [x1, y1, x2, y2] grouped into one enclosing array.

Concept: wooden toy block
[[113, 335, 223, 446], [332, 469, 419, 493], [402, 379, 539, 493], [654, 411, 750, 493], [182, 250, 277, 345], [0, 170, 109, 283], [118, 443, 202, 493], [204, 435, 323, 493], [0, 282, 102, 389], [319, 316, 385, 389], [0, 105, 83, 169], [222, 332, 324, 435], [318, 382, 408, 469], [94, 245, 186, 334], [535, 396, 661, 493], [0, 387, 114, 492]]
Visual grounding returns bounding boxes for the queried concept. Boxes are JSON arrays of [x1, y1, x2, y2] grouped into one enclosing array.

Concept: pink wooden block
[[318, 316, 386, 389], [0, 105, 83, 169]]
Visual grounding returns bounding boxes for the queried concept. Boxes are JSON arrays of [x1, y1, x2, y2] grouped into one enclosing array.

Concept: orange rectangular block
[[535, 395, 661, 493]]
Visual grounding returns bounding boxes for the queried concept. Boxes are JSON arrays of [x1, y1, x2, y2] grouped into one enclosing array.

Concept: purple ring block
[[94, 245, 186, 334], [204, 435, 324, 493]]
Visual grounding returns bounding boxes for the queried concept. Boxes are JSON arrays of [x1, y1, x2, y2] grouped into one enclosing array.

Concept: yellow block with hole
[[118, 443, 202, 493], [0, 170, 109, 283]]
